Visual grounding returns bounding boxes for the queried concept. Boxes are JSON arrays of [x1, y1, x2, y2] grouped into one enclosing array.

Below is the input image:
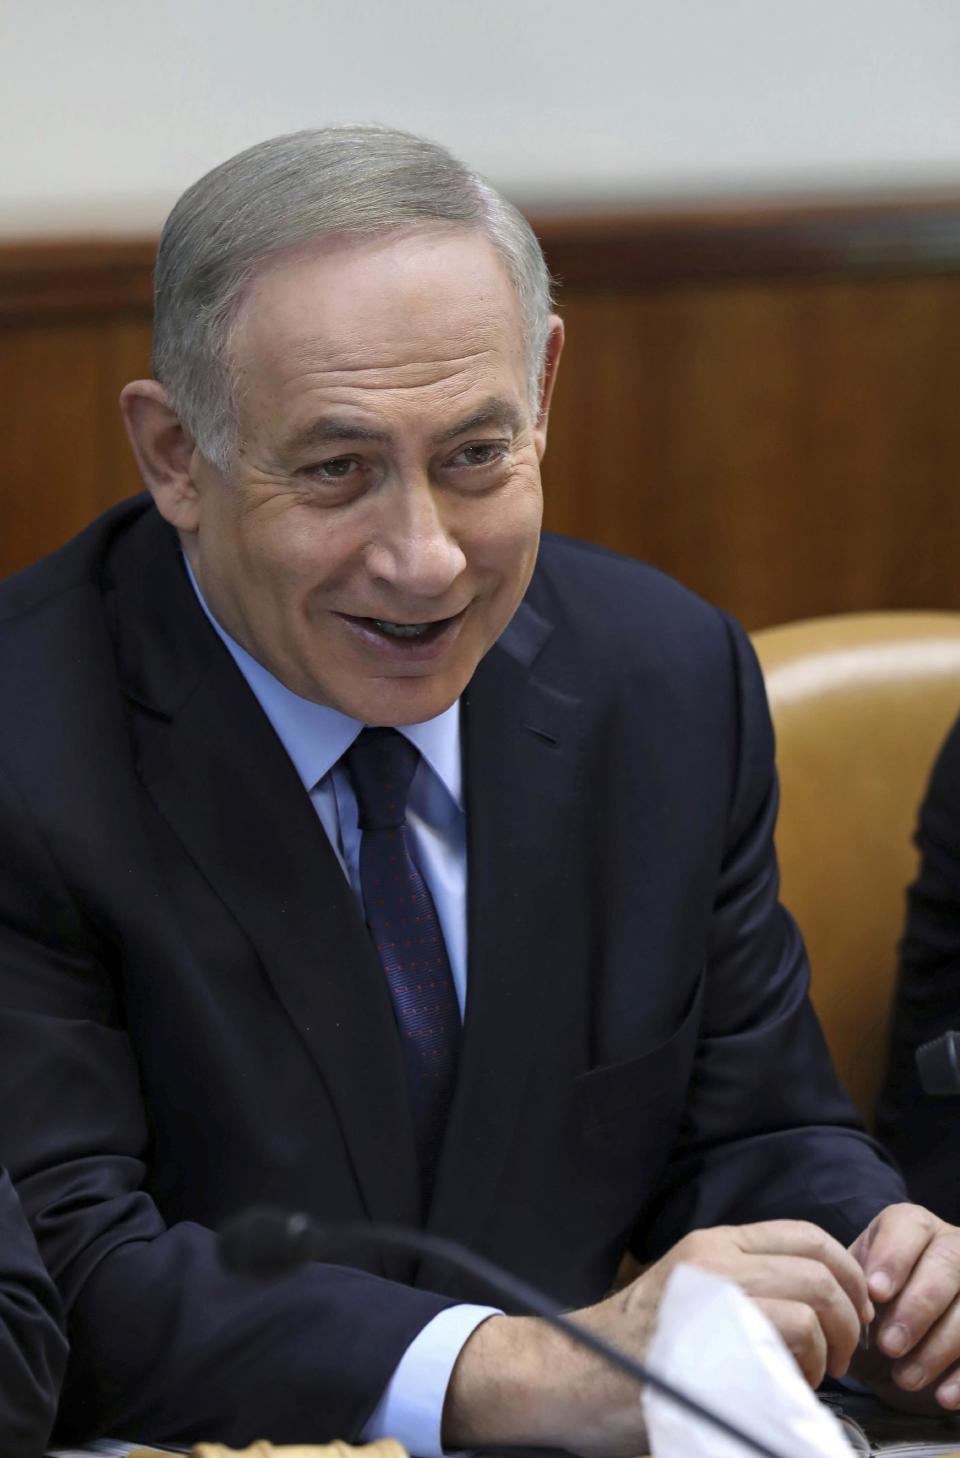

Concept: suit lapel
[[111, 512, 422, 1250], [109, 508, 586, 1266], [426, 601, 584, 1253]]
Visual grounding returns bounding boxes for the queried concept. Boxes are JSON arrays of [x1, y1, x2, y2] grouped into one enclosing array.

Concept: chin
[[360, 695, 457, 728], [349, 674, 465, 727]]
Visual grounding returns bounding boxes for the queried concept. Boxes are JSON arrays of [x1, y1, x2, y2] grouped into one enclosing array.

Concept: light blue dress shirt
[[185, 561, 497, 1456]]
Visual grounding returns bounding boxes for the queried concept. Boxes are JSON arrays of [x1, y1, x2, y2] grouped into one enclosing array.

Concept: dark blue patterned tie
[[344, 727, 461, 1200]]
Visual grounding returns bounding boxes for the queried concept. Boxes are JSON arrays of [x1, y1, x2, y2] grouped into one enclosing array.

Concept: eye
[[448, 441, 508, 469], [294, 454, 370, 502], [308, 455, 360, 480]]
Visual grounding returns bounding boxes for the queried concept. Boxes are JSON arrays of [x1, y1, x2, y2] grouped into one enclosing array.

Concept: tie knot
[[345, 728, 420, 831]]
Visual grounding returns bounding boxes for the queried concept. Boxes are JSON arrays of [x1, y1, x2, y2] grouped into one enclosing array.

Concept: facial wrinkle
[[280, 349, 498, 392]]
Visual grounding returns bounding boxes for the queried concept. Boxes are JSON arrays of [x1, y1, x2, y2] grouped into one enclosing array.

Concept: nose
[[364, 478, 467, 600]]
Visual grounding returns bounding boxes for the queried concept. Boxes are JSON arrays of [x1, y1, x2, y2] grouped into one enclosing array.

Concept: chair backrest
[[751, 612, 960, 1125]]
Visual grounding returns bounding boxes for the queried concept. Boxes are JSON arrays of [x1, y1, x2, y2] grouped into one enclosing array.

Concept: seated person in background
[[4, 125, 960, 1455], [0, 1166, 67, 1458], [877, 711, 960, 1221]]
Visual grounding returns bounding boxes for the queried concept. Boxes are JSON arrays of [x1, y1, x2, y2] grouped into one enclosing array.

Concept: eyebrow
[[282, 397, 524, 456], [431, 400, 525, 445]]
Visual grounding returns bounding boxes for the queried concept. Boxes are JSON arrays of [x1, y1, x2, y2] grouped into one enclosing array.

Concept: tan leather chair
[[751, 612, 960, 1126]]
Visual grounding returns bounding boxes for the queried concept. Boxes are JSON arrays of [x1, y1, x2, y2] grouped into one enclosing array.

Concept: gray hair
[[151, 125, 554, 469]]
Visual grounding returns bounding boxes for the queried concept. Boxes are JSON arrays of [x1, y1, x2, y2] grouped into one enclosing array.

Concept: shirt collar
[[184, 557, 462, 809]]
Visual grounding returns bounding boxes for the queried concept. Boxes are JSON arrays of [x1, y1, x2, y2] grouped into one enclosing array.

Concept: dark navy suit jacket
[[0, 1167, 67, 1457], [877, 712, 960, 1219], [0, 497, 905, 1447]]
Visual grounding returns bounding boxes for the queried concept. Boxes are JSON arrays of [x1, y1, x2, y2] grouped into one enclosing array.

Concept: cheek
[[235, 511, 360, 599], [469, 479, 543, 584]]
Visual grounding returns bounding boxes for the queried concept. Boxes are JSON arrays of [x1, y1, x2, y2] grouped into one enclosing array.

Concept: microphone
[[220, 1206, 794, 1458], [916, 1032, 960, 1095]]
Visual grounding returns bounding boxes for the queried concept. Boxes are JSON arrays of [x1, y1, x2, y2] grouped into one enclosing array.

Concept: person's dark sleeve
[[636, 613, 908, 1260], [0, 1167, 67, 1458], [875, 713, 960, 1221], [0, 763, 456, 1449]]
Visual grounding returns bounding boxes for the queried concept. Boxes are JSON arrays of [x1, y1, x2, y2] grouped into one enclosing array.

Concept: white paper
[[642, 1263, 854, 1458]]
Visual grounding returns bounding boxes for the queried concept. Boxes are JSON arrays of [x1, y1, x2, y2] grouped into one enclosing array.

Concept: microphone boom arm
[[220, 1209, 800, 1458]]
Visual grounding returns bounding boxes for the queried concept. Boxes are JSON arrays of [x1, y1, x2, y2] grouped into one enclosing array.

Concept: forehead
[[230, 227, 528, 431]]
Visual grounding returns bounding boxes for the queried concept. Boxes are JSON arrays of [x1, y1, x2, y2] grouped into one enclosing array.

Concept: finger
[[888, 1281, 960, 1393], [881, 1237, 960, 1361], [731, 1254, 862, 1377], [871, 1223, 960, 1361], [851, 1203, 941, 1310], [734, 1219, 874, 1325], [756, 1297, 828, 1388], [936, 1361, 960, 1412]]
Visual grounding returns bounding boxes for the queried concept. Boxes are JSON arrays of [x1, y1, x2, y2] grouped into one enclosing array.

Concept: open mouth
[[370, 618, 444, 641], [341, 610, 465, 646]]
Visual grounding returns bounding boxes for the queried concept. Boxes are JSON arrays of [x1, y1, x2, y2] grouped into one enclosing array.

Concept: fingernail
[[900, 1364, 925, 1390], [939, 1382, 960, 1408], [870, 1271, 894, 1301], [881, 1323, 909, 1356], [862, 1300, 875, 1326]]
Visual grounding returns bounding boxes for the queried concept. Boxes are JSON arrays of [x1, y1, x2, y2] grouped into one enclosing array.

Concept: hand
[[850, 1202, 960, 1411], [443, 1219, 874, 1458]]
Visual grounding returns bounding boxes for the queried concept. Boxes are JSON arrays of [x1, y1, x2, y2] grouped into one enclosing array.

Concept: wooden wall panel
[[107, 318, 153, 499], [0, 314, 150, 574], [542, 273, 960, 626], [2, 195, 960, 629], [1, 321, 113, 571]]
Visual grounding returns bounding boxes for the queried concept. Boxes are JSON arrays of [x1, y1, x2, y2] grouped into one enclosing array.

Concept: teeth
[[373, 619, 431, 639]]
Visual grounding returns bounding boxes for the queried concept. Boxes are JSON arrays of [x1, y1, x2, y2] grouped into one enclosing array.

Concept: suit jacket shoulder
[[530, 531, 733, 650], [0, 494, 149, 622], [876, 711, 960, 1218]]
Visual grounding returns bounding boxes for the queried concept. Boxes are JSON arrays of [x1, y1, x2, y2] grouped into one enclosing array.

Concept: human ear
[[532, 316, 565, 460], [119, 380, 201, 533]]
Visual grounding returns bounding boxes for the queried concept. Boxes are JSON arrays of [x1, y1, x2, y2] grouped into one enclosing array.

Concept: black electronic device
[[916, 1032, 960, 1096]]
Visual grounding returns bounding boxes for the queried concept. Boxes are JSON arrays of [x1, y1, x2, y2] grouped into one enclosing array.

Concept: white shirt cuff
[[360, 1303, 501, 1457]]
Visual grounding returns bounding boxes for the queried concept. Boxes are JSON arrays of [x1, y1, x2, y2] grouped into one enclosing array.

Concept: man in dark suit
[[3, 125, 960, 1454], [877, 713, 960, 1221], [0, 1168, 67, 1457]]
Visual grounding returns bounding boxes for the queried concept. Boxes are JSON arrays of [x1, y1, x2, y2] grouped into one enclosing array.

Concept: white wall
[[1, 0, 959, 235]]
